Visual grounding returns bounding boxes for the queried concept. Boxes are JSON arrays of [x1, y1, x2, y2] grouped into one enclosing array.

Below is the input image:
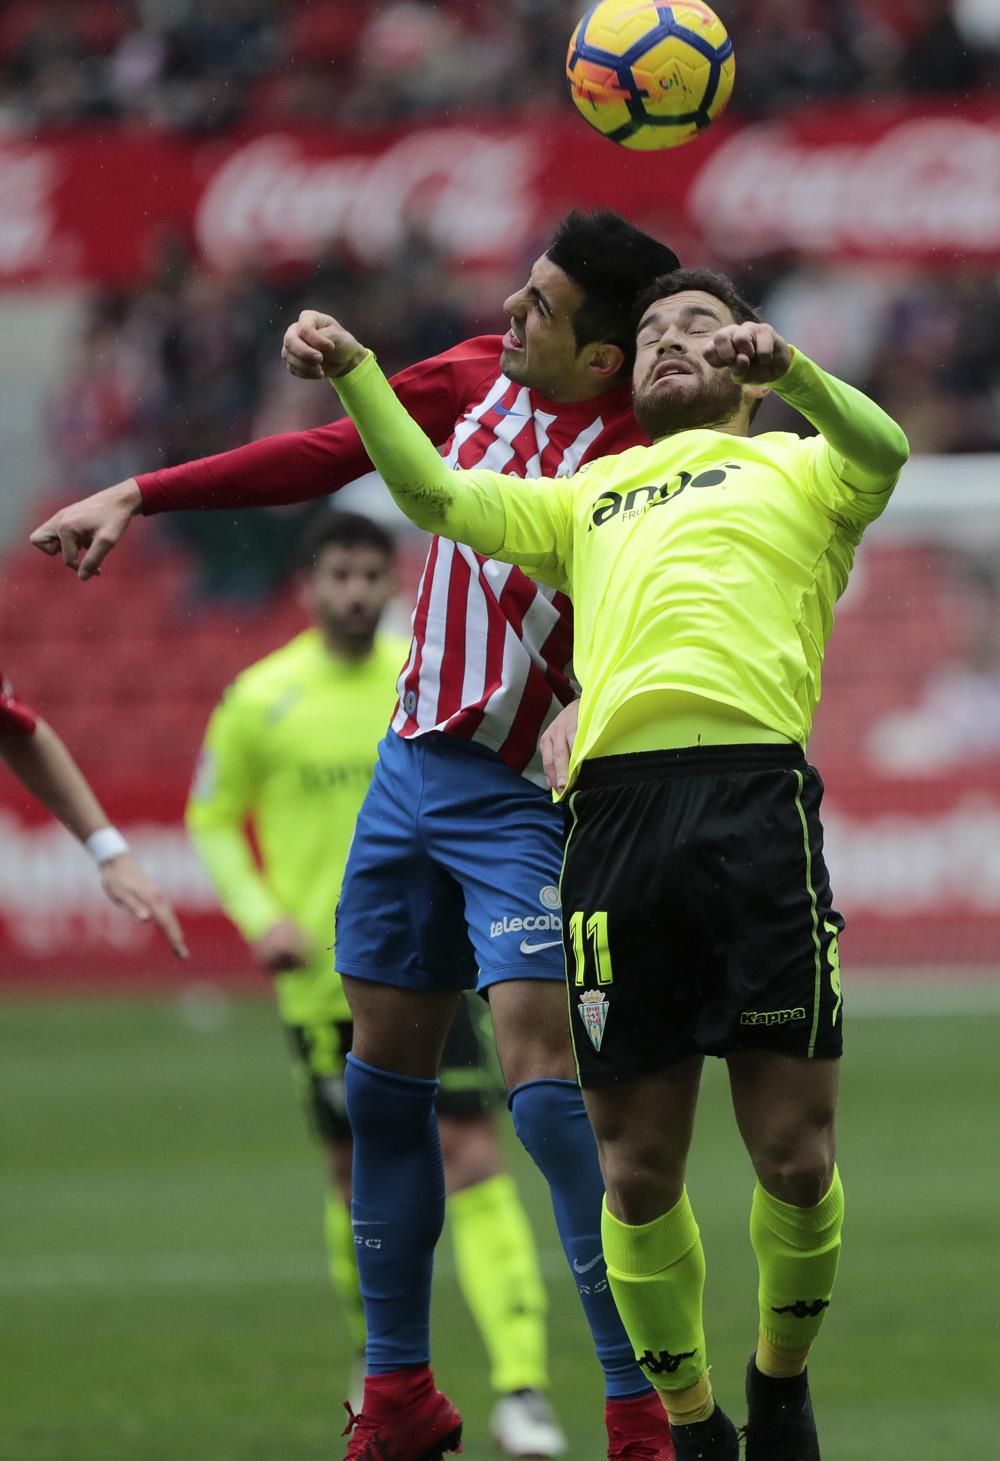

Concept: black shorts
[[561, 744, 845, 1087], [287, 991, 503, 1143]]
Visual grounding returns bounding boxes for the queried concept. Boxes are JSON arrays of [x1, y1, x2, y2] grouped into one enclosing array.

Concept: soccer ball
[[566, 0, 735, 151]]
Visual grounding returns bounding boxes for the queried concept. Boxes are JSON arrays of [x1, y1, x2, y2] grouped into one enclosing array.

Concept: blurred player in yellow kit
[[186, 508, 566, 1458]]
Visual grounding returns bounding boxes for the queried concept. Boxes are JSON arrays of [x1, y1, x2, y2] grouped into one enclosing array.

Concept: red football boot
[[341, 1366, 463, 1461], [606, 1391, 677, 1461]]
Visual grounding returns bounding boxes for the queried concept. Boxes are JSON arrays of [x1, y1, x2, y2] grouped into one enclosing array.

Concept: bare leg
[[726, 1049, 839, 1205], [582, 1060, 704, 1224]]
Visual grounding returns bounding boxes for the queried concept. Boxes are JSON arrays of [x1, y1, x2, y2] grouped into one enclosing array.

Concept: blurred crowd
[[49, 231, 478, 493], [47, 231, 484, 598], [0, 0, 997, 134]]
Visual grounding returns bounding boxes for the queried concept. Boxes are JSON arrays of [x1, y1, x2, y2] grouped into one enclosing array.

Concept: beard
[[633, 369, 744, 441], [320, 609, 379, 652]]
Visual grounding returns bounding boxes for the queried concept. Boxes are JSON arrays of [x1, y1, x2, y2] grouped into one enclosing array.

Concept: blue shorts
[[336, 730, 567, 993]]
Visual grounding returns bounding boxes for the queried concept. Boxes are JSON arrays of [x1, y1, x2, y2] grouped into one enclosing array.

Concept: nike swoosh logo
[[519, 938, 562, 955], [573, 1254, 604, 1274], [494, 405, 527, 417]]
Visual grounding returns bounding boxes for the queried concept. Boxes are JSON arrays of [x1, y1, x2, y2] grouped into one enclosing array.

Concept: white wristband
[[85, 826, 129, 866]]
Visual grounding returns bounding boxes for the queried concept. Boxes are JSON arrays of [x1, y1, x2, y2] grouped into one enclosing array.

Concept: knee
[[750, 1123, 836, 1207], [491, 983, 577, 1089], [343, 1053, 438, 1144], [500, 1026, 576, 1089], [509, 1078, 589, 1182], [600, 1139, 684, 1227]]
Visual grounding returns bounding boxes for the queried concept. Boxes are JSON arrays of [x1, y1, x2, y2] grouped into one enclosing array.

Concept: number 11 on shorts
[[569, 910, 614, 986]]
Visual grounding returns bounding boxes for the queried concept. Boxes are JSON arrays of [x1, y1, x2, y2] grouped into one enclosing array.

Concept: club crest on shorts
[[578, 989, 609, 1052]]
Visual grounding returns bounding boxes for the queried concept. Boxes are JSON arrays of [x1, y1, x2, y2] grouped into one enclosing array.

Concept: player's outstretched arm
[[706, 323, 910, 495], [29, 317, 485, 573], [768, 347, 909, 494], [309, 325, 572, 583], [0, 718, 188, 957], [30, 479, 142, 581], [288, 314, 485, 538]]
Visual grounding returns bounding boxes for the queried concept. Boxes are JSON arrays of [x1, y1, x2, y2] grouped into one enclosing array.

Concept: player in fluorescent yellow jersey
[[291, 270, 909, 1461], [186, 510, 565, 1459]]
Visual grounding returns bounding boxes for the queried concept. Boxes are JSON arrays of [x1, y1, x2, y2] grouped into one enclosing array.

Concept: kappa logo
[[772, 1298, 830, 1319], [589, 464, 742, 531], [740, 1007, 807, 1027], [637, 1348, 697, 1376]]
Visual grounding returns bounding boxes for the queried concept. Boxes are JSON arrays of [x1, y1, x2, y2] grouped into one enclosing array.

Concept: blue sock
[[509, 1078, 652, 1399], [345, 1053, 445, 1374]]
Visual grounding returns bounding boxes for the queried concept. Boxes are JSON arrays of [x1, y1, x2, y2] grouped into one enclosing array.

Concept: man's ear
[[587, 342, 627, 381]]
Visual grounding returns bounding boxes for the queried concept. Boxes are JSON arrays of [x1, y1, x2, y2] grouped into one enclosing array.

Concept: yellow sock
[[448, 1173, 549, 1395], [750, 1167, 844, 1378], [662, 1371, 716, 1425], [755, 1335, 811, 1379], [323, 1193, 366, 1354], [601, 1189, 710, 1418]]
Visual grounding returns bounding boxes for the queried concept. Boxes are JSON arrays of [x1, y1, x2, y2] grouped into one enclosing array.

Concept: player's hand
[[100, 853, 189, 960], [705, 323, 792, 385], [540, 699, 580, 793], [253, 919, 310, 974], [282, 310, 368, 381], [29, 479, 143, 581]]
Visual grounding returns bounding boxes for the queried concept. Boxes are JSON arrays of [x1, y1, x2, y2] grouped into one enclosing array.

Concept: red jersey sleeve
[[137, 336, 504, 515], [0, 671, 38, 736]]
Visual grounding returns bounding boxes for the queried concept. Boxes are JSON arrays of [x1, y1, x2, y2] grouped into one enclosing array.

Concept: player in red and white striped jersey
[[38, 335, 644, 787], [32, 212, 679, 1461], [0, 671, 186, 956]]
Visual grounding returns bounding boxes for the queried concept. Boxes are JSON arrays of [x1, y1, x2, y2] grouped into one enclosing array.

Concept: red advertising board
[[3, 99, 1000, 287], [1, 765, 998, 985], [821, 769, 1000, 970]]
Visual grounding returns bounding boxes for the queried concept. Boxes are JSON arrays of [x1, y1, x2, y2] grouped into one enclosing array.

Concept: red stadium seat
[[283, 1, 367, 62]]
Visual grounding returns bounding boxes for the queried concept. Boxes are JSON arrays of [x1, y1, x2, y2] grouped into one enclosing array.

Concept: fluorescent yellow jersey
[[186, 629, 407, 1024], [332, 349, 908, 790]]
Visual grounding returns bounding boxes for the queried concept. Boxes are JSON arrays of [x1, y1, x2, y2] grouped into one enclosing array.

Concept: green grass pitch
[[1, 987, 997, 1460]]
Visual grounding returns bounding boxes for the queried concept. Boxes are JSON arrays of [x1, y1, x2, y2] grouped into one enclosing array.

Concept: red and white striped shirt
[[139, 336, 648, 783]]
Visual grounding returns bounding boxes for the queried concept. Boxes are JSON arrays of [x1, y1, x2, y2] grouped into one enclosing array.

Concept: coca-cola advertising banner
[[0, 769, 998, 985], [3, 98, 1000, 286]]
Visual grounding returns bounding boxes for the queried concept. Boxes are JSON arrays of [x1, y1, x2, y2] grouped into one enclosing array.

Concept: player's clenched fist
[[29, 478, 143, 580], [282, 309, 369, 381], [705, 322, 792, 385]]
